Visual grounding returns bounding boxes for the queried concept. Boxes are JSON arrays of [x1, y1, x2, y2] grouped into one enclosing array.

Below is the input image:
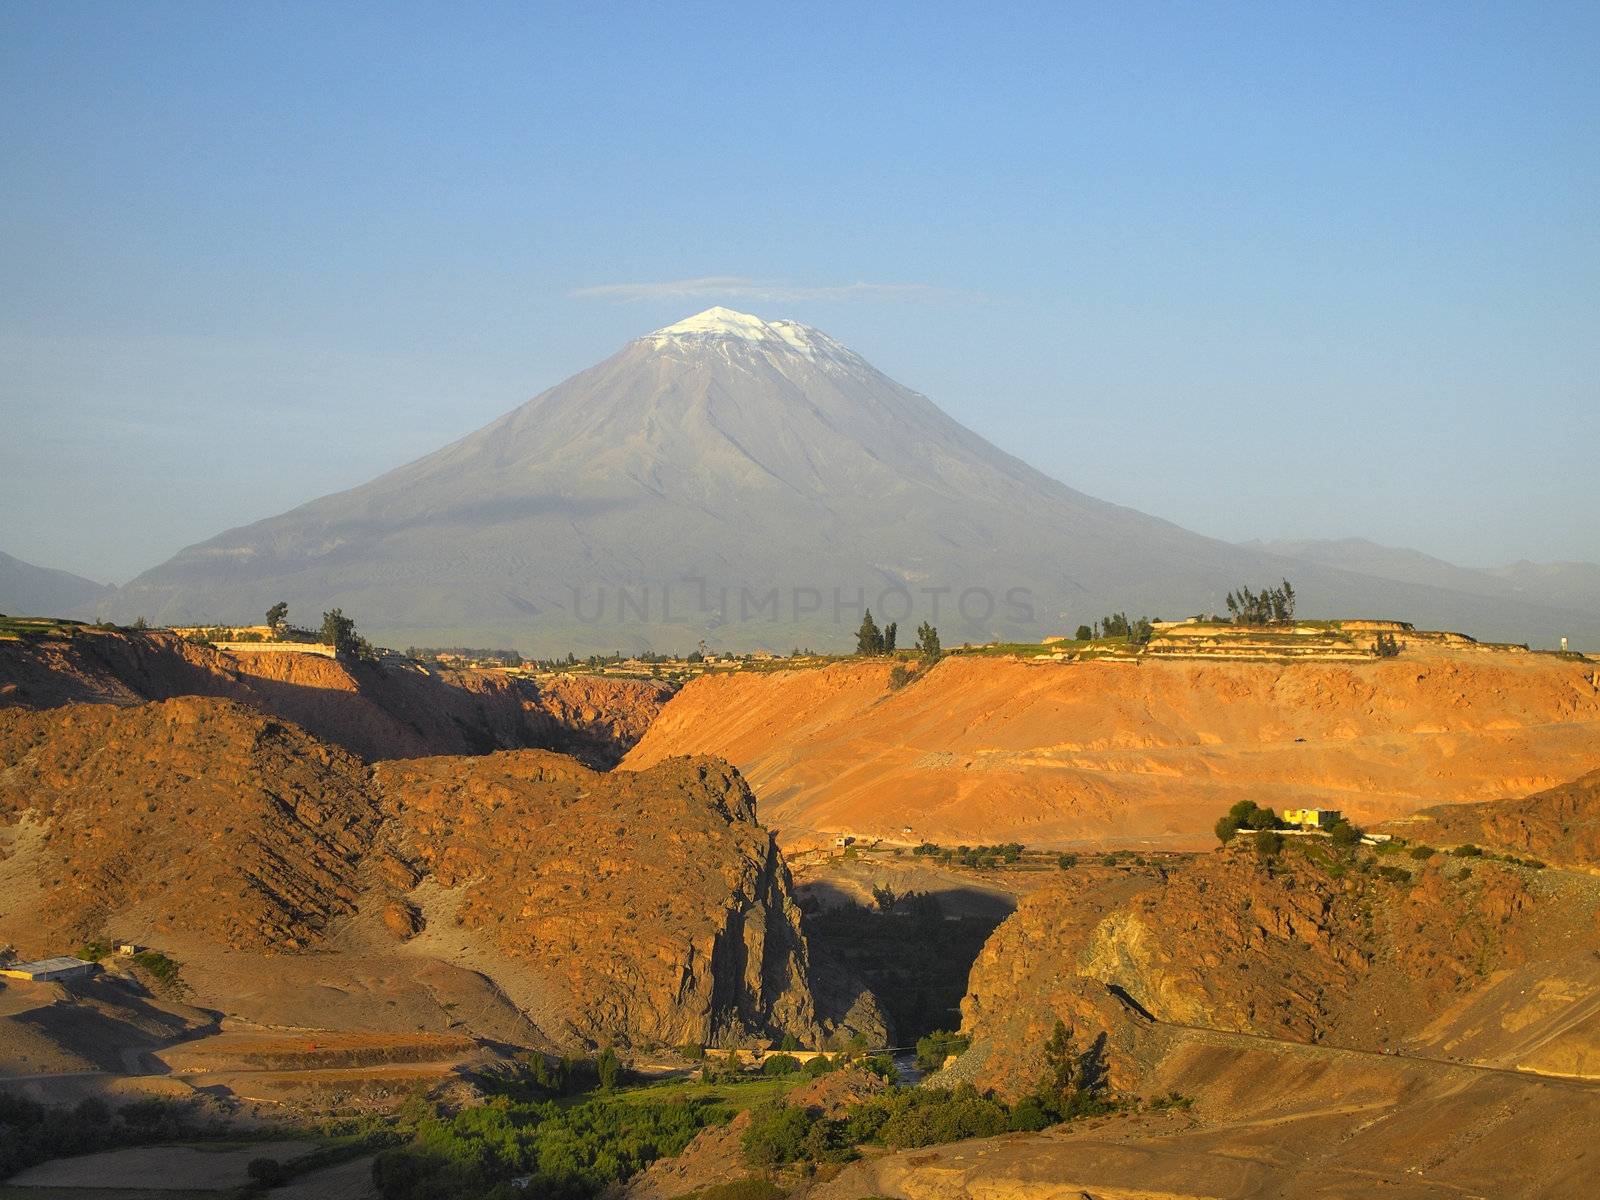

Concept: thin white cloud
[[572, 276, 960, 303]]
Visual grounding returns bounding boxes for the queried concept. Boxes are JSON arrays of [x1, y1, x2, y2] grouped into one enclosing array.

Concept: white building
[[0, 956, 98, 982]]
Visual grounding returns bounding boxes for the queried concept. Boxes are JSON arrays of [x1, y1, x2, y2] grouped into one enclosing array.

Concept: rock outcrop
[[956, 839, 1597, 1099], [0, 626, 671, 765], [0, 698, 866, 1051], [374, 751, 833, 1047], [1384, 766, 1600, 871]]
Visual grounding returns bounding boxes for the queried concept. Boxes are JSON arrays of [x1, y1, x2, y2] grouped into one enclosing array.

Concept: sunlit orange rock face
[[0, 627, 671, 765], [1384, 765, 1600, 872], [0, 697, 876, 1050], [624, 648, 1600, 850]]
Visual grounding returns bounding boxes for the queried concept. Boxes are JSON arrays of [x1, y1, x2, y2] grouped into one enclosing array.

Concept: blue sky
[[2, 2, 1596, 583]]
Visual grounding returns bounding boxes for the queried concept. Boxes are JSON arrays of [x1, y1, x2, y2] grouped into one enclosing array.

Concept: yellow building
[[1282, 808, 1342, 829]]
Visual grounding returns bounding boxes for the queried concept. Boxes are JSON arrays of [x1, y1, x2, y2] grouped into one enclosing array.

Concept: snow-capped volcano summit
[[642, 306, 857, 365], [649, 306, 777, 339], [99, 309, 1595, 651]]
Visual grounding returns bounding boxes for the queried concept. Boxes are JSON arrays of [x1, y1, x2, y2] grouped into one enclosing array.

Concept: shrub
[[1408, 845, 1437, 860], [1057, 853, 1077, 870], [760, 1054, 803, 1076], [1328, 819, 1362, 848], [741, 1101, 815, 1168], [1146, 1091, 1194, 1111], [1006, 1095, 1053, 1131], [130, 950, 180, 990], [876, 1088, 1009, 1149], [1375, 865, 1412, 883], [802, 1053, 839, 1077], [914, 1030, 970, 1072], [1451, 844, 1485, 858], [1254, 830, 1285, 858], [888, 664, 913, 690], [859, 1054, 897, 1081], [248, 1157, 289, 1187]]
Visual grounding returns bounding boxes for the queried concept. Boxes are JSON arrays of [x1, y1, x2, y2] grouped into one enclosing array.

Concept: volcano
[[102, 308, 1600, 651]]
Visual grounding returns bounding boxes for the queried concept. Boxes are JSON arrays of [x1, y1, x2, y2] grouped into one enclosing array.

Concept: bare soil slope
[[625, 649, 1600, 849], [820, 1042, 1600, 1199], [0, 627, 670, 766]]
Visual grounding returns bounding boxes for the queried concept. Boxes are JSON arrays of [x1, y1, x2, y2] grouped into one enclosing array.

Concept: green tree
[[915, 621, 942, 661], [265, 601, 288, 632], [1254, 830, 1286, 857], [1329, 818, 1362, 848], [1034, 1019, 1090, 1115], [596, 1046, 621, 1090], [1074, 624, 1093, 641], [319, 608, 373, 660], [883, 621, 897, 653], [1214, 799, 1281, 843], [856, 610, 884, 655]]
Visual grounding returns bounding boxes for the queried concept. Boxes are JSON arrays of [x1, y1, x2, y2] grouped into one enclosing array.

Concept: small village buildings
[[0, 956, 97, 983]]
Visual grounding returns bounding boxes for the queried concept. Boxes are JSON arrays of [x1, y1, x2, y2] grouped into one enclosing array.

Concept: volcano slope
[[823, 805, 1600, 1200], [624, 645, 1600, 850], [0, 625, 670, 766], [0, 699, 881, 1073]]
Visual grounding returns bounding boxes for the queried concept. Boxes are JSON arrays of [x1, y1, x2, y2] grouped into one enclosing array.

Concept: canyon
[[3, 627, 1599, 1198]]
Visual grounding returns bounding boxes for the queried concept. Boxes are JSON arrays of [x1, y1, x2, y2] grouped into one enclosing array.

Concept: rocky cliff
[[955, 834, 1599, 1099], [0, 699, 873, 1051], [373, 751, 846, 1047], [0, 627, 671, 765]]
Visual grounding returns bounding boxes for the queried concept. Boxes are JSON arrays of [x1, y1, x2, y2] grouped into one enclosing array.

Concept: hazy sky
[[2, 3, 1596, 583]]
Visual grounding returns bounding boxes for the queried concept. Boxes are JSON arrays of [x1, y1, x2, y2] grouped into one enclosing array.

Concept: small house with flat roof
[[1282, 808, 1342, 830], [0, 956, 98, 983]]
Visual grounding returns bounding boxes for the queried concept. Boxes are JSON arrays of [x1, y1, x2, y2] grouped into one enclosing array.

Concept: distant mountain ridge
[[92, 308, 1600, 652], [1248, 538, 1600, 630], [0, 550, 111, 617]]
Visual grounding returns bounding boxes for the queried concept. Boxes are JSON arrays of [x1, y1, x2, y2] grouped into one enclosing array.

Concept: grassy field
[[567, 1073, 794, 1112], [0, 616, 91, 640]]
